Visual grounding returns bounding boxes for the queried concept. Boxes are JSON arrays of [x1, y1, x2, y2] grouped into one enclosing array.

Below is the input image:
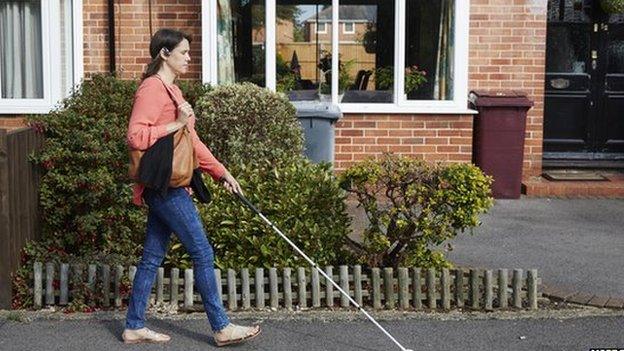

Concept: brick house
[[1, 0, 623, 196]]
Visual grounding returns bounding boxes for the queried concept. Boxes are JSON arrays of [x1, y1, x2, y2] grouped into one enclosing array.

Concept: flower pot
[[319, 94, 331, 102], [601, 0, 624, 13]]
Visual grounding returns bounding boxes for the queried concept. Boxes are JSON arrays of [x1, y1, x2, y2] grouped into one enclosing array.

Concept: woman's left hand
[[222, 171, 243, 195]]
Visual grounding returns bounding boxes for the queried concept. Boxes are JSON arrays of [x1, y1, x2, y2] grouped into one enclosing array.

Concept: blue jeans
[[125, 187, 230, 332]]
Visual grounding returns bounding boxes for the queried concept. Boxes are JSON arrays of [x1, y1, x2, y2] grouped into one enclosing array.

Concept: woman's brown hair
[[142, 28, 192, 80]]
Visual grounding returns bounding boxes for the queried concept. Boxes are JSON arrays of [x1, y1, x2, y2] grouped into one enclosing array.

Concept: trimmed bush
[[339, 154, 494, 269], [194, 82, 304, 168], [27, 74, 144, 257], [13, 74, 208, 309], [601, 0, 624, 14], [199, 159, 352, 269]]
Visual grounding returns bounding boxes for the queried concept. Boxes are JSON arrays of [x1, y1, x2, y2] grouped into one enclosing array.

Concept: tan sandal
[[214, 323, 261, 347]]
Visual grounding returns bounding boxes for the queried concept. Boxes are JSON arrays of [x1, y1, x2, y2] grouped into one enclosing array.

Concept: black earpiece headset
[[162, 47, 170, 56]]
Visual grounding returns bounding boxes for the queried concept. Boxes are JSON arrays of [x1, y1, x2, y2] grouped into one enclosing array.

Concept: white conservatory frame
[[0, 0, 84, 114], [202, 0, 475, 114]]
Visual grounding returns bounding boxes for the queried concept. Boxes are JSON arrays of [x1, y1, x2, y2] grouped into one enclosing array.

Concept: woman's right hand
[[176, 101, 193, 126]]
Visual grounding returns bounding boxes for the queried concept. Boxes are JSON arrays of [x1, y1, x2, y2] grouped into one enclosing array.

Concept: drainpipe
[[107, 0, 116, 73]]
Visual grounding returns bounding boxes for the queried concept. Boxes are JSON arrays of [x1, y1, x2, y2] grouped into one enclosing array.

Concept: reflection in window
[[60, 0, 75, 96], [546, 25, 589, 73], [0, 0, 43, 99], [217, 0, 266, 86], [276, 1, 333, 101], [340, 2, 395, 104], [316, 22, 327, 33], [343, 22, 354, 34], [607, 37, 624, 74], [405, 0, 454, 101]]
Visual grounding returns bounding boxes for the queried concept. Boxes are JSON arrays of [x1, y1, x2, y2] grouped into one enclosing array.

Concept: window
[[343, 22, 354, 34], [203, 0, 470, 113], [0, 0, 83, 114], [316, 22, 327, 33], [216, 0, 266, 86], [276, 1, 334, 101]]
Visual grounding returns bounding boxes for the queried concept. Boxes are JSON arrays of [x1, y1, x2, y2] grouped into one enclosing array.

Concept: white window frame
[[316, 22, 327, 34], [0, 0, 84, 114], [343, 22, 355, 34], [202, 0, 475, 114]]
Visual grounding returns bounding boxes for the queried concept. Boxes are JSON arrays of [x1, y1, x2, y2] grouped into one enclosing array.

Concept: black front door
[[544, 0, 624, 165]]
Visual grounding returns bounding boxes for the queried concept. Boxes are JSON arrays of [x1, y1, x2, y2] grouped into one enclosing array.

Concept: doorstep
[[522, 170, 624, 198]]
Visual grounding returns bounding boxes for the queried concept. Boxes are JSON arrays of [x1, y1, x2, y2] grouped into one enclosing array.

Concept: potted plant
[[374, 65, 428, 97], [317, 50, 353, 101], [601, 0, 624, 14], [404, 65, 428, 97]]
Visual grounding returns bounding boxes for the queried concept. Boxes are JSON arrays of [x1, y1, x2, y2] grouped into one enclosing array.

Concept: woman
[[123, 28, 261, 346]]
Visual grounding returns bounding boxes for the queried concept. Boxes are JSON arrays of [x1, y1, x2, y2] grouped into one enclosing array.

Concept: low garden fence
[[32, 262, 541, 311]]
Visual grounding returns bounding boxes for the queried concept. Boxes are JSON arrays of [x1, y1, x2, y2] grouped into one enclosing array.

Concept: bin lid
[[469, 90, 534, 107], [291, 101, 342, 120]]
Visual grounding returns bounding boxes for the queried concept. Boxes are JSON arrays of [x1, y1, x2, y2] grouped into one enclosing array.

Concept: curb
[[541, 285, 624, 309]]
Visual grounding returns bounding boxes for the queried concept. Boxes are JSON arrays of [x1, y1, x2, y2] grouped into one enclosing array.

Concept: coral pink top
[[127, 75, 226, 205]]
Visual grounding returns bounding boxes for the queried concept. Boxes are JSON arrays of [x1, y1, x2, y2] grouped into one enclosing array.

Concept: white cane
[[234, 191, 414, 351]]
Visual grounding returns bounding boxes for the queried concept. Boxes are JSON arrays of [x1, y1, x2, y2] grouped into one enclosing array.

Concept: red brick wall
[[468, 0, 547, 178], [83, 0, 202, 80], [334, 114, 473, 171], [80, 0, 548, 178]]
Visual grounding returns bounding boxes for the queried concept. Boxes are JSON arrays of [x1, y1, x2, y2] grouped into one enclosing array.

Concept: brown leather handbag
[[128, 79, 197, 187], [128, 127, 196, 187]]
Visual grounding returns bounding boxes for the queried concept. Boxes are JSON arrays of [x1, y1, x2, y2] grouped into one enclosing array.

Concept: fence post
[[45, 262, 54, 305], [241, 268, 250, 309], [87, 264, 97, 296], [527, 269, 538, 310], [297, 267, 306, 308], [185, 269, 194, 310], [34, 262, 42, 308], [454, 268, 464, 308], [170, 268, 179, 307], [311, 268, 320, 307], [441, 268, 451, 310], [371, 268, 381, 309], [269, 267, 278, 309], [156, 267, 164, 304], [398, 267, 409, 310], [339, 265, 349, 308], [412, 268, 422, 310], [228, 268, 238, 311], [470, 269, 479, 309], [256, 268, 265, 309], [60, 263, 69, 305], [353, 265, 363, 306], [283, 268, 292, 310], [114, 265, 124, 308], [426, 268, 436, 310], [512, 269, 523, 308], [498, 269, 508, 309], [384, 267, 395, 309], [102, 265, 111, 308], [484, 269, 493, 311], [325, 266, 333, 307]]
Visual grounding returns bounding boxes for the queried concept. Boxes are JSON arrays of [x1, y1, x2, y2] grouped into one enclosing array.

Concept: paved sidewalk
[[1, 311, 623, 351], [348, 198, 624, 308]]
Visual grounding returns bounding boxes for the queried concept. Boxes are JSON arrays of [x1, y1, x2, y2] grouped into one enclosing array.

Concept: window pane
[[405, 0, 454, 101], [217, 0, 265, 86], [340, 1, 395, 104], [0, 0, 43, 99], [276, 1, 332, 101], [60, 0, 75, 96]]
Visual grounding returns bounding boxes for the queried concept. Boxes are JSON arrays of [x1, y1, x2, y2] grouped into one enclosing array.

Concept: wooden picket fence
[[32, 262, 541, 311]]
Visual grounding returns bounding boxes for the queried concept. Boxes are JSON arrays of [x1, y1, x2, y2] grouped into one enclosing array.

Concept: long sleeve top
[[127, 75, 226, 205]]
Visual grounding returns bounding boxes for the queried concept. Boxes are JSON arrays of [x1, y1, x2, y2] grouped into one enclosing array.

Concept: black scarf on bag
[[137, 133, 211, 203]]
